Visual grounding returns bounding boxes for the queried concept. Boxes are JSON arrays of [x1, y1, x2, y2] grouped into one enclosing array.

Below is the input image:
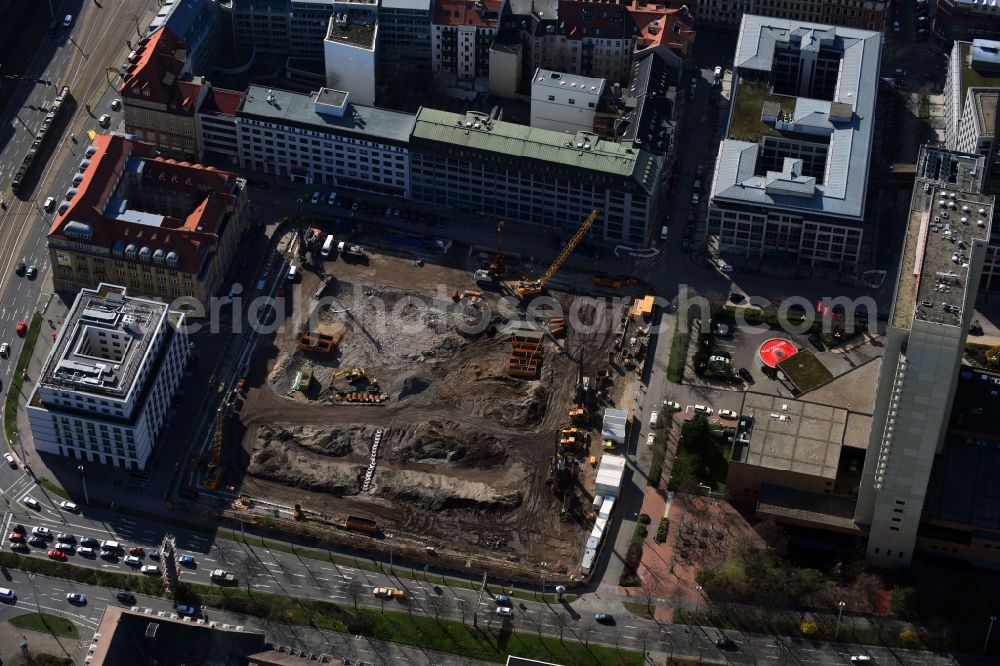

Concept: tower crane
[[514, 209, 600, 298]]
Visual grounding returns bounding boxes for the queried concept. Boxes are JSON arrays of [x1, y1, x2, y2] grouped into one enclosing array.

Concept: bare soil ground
[[234, 248, 627, 575]]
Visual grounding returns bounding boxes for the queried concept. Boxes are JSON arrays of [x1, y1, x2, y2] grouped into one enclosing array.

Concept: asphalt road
[[0, 0, 162, 491]]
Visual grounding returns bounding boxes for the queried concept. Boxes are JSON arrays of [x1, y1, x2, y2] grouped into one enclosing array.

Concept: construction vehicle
[[341, 515, 380, 536], [338, 241, 364, 259], [375, 587, 406, 599], [568, 407, 588, 422], [602, 440, 615, 451], [202, 408, 224, 490], [592, 274, 623, 288], [210, 569, 237, 585], [331, 367, 366, 383], [514, 209, 600, 298]]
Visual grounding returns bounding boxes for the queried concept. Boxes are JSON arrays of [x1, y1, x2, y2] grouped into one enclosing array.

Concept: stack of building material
[[547, 317, 565, 337], [507, 327, 544, 378]]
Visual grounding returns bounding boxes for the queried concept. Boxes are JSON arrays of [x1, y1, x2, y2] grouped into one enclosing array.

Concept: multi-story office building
[[120, 27, 205, 160], [697, 0, 887, 31], [235, 85, 414, 195], [855, 146, 992, 568], [945, 39, 1000, 291], [26, 284, 191, 471], [488, 1, 694, 97], [226, 0, 337, 63], [409, 108, 663, 244], [47, 134, 249, 305], [935, 0, 1000, 45], [379, 0, 433, 66], [431, 0, 500, 83], [324, 12, 379, 104], [195, 87, 246, 162], [706, 15, 882, 269], [146, 0, 221, 75]]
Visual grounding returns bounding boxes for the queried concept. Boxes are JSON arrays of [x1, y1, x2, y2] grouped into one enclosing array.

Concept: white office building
[[529, 69, 605, 134], [707, 15, 882, 269], [855, 146, 992, 567], [323, 12, 378, 105], [27, 284, 191, 471], [235, 85, 414, 196]]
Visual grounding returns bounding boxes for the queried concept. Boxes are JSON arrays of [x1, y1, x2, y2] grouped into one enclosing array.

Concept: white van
[[286, 264, 299, 282], [321, 235, 334, 257], [63, 14, 73, 27], [649, 410, 660, 428], [101, 540, 121, 551], [0, 587, 15, 601], [660, 225, 668, 241]]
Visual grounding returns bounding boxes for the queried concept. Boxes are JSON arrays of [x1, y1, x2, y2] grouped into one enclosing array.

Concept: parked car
[[60, 501, 78, 512], [111, 99, 122, 111], [0, 342, 8, 356], [808, 333, 826, 351], [79, 537, 100, 548], [100, 549, 117, 560], [56, 533, 74, 543], [117, 592, 137, 605], [495, 606, 512, 616], [43, 197, 55, 213], [11, 525, 25, 535], [67, 593, 87, 605], [3, 453, 15, 468], [327, 192, 337, 205], [124, 555, 142, 566], [646, 433, 656, 447], [738, 367, 755, 384], [493, 594, 510, 605], [25, 266, 36, 279], [23, 497, 40, 510], [7, 533, 24, 542], [310, 191, 320, 204], [693, 404, 713, 415], [77, 547, 95, 557], [128, 546, 145, 557], [98, 114, 111, 128], [177, 555, 195, 566], [10, 542, 29, 553], [15, 262, 25, 276], [54, 542, 74, 552], [175, 603, 196, 616], [718, 409, 738, 419], [16, 321, 26, 336], [664, 400, 681, 410], [47, 549, 66, 561], [141, 565, 160, 575], [28, 537, 46, 548], [850, 658, 873, 664], [595, 613, 614, 624], [32, 527, 51, 538], [691, 192, 700, 205]]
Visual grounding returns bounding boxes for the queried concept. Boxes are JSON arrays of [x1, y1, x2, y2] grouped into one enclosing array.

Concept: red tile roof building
[[432, 0, 502, 82], [486, 0, 694, 95], [47, 134, 248, 306], [121, 26, 244, 161]]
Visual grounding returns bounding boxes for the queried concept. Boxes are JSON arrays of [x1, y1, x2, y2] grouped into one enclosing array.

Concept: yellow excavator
[[514, 209, 601, 298], [331, 367, 366, 383]]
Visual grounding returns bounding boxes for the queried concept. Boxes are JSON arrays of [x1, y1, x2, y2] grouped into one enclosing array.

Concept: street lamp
[[694, 584, 704, 614], [78, 465, 89, 505], [985, 615, 997, 654], [386, 533, 394, 570], [835, 601, 846, 639]]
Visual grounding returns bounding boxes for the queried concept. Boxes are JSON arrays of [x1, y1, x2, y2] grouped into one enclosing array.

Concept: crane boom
[[516, 209, 600, 297]]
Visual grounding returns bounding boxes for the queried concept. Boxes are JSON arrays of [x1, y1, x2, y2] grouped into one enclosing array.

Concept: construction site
[[203, 212, 654, 577]]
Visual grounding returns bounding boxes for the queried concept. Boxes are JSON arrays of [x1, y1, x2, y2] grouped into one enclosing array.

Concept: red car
[[128, 546, 144, 557], [47, 549, 66, 561], [236, 378, 246, 392], [16, 320, 26, 336], [7, 532, 24, 542]]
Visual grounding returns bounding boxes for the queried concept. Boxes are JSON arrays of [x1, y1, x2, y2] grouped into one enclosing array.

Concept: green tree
[[890, 587, 919, 619]]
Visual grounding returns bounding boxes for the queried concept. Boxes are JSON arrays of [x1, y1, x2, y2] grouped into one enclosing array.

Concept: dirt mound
[[248, 441, 362, 495], [485, 383, 548, 428], [373, 468, 523, 513], [391, 371, 434, 402], [255, 423, 374, 457], [389, 420, 508, 469]]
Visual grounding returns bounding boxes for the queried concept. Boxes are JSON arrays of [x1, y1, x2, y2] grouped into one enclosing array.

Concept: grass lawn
[[186, 583, 641, 665], [5, 312, 42, 440], [729, 78, 787, 142], [667, 325, 689, 383], [9, 612, 79, 639], [777, 349, 833, 393]]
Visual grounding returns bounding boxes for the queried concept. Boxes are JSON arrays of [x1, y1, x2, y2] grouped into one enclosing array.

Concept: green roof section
[[412, 108, 662, 193]]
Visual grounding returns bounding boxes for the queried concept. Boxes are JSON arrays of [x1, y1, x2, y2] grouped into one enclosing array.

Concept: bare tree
[[580, 621, 595, 647], [235, 553, 265, 596], [641, 584, 657, 617], [427, 595, 446, 623], [636, 629, 649, 658], [346, 580, 364, 612], [551, 612, 568, 642]]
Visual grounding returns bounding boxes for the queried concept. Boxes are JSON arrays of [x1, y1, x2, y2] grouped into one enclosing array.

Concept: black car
[[101, 549, 117, 561], [808, 334, 826, 351], [116, 592, 136, 605], [10, 542, 29, 553], [970, 321, 984, 336], [738, 367, 754, 384], [595, 613, 614, 625], [15, 262, 25, 277], [11, 524, 25, 534], [729, 291, 745, 304], [716, 637, 737, 650]]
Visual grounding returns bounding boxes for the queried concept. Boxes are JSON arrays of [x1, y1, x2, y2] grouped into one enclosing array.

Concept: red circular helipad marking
[[759, 338, 798, 368]]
